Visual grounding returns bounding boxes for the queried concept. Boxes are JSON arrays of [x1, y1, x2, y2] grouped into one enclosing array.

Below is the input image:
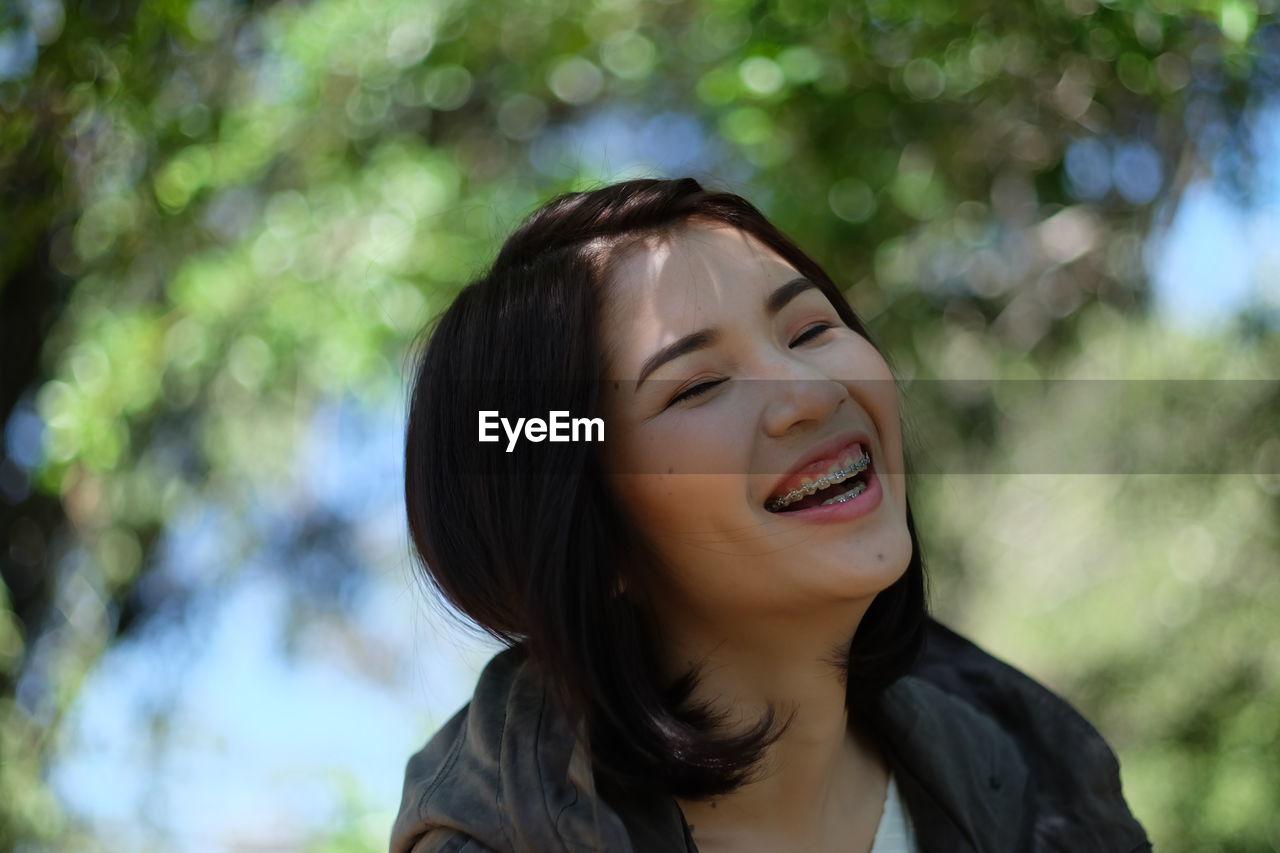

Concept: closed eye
[[663, 324, 833, 408], [668, 378, 727, 407], [791, 323, 834, 347]]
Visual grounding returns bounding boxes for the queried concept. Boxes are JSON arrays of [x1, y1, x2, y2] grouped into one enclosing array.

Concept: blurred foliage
[[907, 314, 1280, 851], [1, 0, 1277, 848]]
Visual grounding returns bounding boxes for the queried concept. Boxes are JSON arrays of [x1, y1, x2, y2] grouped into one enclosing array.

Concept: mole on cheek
[[877, 553, 884, 561]]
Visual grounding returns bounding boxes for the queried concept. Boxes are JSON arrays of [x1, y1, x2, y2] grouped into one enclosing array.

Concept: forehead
[[602, 223, 798, 373]]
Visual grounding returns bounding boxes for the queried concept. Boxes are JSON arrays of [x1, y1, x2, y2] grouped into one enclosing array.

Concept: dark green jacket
[[390, 618, 1152, 852]]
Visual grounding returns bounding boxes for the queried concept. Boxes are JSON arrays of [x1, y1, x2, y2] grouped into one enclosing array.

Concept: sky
[[1149, 99, 1280, 331]]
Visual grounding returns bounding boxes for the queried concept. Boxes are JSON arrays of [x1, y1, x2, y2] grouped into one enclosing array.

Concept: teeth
[[820, 480, 868, 505], [766, 448, 871, 512]]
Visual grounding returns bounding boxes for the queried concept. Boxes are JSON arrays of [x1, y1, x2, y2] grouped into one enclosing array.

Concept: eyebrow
[[634, 277, 820, 391]]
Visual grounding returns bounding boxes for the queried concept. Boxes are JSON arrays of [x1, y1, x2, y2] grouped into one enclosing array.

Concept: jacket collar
[[390, 647, 645, 852], [867, 674, 1029, 852]]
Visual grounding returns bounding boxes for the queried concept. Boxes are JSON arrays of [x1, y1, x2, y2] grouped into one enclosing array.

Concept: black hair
[[404, 177, 928, 799]]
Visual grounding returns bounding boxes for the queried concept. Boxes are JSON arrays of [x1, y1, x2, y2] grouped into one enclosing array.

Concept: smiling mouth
[[765, 445, 872, 512]]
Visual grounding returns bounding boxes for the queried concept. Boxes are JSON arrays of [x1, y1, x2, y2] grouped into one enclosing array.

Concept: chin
[[827, 524, 914, 593]]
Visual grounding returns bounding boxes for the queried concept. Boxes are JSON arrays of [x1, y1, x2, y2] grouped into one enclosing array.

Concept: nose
[[759, 357, 848, 439]]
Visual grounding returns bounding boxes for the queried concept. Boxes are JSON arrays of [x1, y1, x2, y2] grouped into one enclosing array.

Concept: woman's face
[[600, 222, 913, 633]]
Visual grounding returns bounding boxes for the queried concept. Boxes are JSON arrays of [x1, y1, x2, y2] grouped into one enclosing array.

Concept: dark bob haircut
[[404, 177, 928, 800]]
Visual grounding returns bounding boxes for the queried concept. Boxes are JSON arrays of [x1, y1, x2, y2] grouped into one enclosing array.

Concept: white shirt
[[868, 773, 920, 853]]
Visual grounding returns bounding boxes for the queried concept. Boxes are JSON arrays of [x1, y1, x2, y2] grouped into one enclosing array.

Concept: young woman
[[391, 178, 1150, 852]]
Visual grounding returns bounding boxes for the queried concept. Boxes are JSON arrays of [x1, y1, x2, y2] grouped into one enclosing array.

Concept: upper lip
[[764, 431, 872, 507]]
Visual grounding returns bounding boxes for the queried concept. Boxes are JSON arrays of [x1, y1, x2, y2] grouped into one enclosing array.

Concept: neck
[[662, 600, 888, 847]]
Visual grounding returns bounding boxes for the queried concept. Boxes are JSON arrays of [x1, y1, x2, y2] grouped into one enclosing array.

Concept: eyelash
[[665, 324, 836, 407], [670, 378, 726, 405], [791, 323, 834, 346]]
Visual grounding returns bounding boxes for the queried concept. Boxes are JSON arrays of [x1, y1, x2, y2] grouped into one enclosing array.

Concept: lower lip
[[768, 467, 882, 524]]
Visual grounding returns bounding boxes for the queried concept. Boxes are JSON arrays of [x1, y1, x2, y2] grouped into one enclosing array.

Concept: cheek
[[611, 474, 741, 539], [836, 337, 907, 506], [605, 413, 754, 549], [847, 337, 900, 425]]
